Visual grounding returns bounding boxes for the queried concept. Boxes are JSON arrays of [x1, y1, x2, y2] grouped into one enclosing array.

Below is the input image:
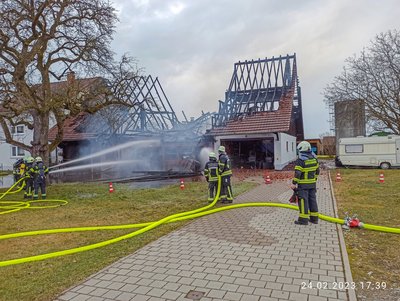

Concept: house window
[[286, 141, 289, 152], [11, 146, 25, 157], [292, 142, 294, 151], [11, 125, 24, 134], [345, 144, 363, 153]]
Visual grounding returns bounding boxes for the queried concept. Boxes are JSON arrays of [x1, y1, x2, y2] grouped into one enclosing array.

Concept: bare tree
[[324, 29, 400, 134], [0, 0, 138, 164]]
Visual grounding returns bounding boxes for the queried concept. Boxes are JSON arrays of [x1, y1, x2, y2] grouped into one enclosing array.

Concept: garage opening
[[221, 138, 274, 169]]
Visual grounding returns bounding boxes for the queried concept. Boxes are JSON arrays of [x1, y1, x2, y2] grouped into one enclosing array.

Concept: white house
[[207, 98, 300, 170], [0, 125, 32, 170], [0, 72, 91, 170]]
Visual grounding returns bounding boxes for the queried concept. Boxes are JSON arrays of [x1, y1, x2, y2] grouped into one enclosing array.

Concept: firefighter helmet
[[209, 152, 217, 159], [297, 141, 312, 152], [35, 156, 43, 162], [13, 158, 24, 168], [26, 156, 35, 163], [218, 145, 226, 153]]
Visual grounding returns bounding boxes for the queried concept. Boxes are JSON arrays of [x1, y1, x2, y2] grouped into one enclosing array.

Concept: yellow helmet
[[218, 145, 226, 153], [209, 152, 217, 159], [27, 156, 34, 163]]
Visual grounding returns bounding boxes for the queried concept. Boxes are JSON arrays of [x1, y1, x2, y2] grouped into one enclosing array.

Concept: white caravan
[[337, 135, 400, 169]]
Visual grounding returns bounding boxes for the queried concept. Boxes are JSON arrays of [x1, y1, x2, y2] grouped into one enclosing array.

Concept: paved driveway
[[56, 173, 354, 301]]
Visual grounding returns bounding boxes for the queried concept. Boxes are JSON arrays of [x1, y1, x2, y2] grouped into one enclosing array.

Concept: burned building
[[206, 54, 304, 170], [48, 75, 210, 182]]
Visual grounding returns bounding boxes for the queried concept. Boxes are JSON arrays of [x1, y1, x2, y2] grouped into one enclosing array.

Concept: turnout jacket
[[292, 151, 320, 189], [204, 159, 219, 181], [218, 153, 232, 176], [28, 162, 49, 180]]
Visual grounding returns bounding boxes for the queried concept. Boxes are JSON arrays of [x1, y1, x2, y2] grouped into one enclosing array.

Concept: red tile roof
[[47, 76, 104, 142], [209, 92, 294, 136], [0, 76, 102, 117], [48, 112, 98, 141], [43, 77, 102, 93]]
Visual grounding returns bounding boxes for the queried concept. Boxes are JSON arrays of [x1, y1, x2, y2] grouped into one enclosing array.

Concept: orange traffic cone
[[379, 173, 385, 184], [109, 182, 114, 193], [180, 179, 185, 190], [265, 175, 271, 184], [336, 171, 342, 182]]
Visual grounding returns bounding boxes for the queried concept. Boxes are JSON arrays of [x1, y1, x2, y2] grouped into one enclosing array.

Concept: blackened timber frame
[[212, 54, 300, 129], [105, 75, 180, 135]]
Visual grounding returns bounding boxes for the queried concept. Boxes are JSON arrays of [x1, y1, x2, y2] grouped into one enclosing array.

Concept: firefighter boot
[[309, 212, 319, 224], [294, 218, 309, 225]]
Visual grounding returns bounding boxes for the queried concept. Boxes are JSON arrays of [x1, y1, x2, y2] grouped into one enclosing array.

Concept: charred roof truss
[[212, 54, 302, 130], [107, 75, 180, 135]]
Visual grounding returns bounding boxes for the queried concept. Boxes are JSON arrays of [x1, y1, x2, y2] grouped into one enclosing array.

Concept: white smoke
[[198, 146, 215, 169]]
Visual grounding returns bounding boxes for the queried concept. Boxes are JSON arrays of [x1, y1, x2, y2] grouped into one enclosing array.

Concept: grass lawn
[[0, 179, 257, 301], [331, 169, 400, 301]]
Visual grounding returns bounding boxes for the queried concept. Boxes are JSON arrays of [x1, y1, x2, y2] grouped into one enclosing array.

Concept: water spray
[[49, 139, 161, 170], [199, 147, 214, 167], [49, 160, 142, 174]]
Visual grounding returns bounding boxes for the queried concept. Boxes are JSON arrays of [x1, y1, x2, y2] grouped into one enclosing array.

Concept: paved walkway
[[56, 173, 353, 301]]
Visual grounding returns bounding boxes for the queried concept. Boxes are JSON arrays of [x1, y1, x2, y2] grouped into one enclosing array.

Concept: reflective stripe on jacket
[[218, 153, 232, 176], [292, 152, 319, 187], [29, 163, 49, 179], [204, 160, 219, 181]]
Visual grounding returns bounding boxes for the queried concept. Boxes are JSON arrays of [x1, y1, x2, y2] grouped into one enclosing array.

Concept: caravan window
[[345, 144, 363, 153]]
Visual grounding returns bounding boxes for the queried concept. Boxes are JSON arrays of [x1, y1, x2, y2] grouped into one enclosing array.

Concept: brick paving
[[56, 173, 352, 301]]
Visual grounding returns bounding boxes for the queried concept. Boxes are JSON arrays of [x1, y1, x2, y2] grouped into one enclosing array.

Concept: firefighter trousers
[[24, 178, 34, 199], [297, 188, 318, 224], [207, 181, 218, 202], [13, 174, 20, 184], [220, 175, 233, 202], [33, 176, 47, 200]]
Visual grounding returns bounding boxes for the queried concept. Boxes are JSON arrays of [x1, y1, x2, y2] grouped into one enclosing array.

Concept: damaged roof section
[[209, 54, 303, 140], [48, 75, 212, 142], [208, 95, 293, 135], [48, 112, 97, 141]]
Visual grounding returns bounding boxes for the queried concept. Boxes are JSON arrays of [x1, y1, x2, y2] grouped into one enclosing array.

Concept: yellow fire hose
[[0, 177, 67, 215], [0, 176, 26, 198], [0, 177, 399, 267]]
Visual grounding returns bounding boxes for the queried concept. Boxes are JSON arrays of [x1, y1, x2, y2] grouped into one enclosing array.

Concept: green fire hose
[[0, 176, 399, 267]]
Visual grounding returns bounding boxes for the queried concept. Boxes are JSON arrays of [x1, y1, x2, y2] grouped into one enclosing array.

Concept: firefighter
[[32, 156, 49, 200], [20, 157, 27, 178], [218, 145, 233, 203], [12, 158, 23, 184], [24, 156, 35, 199], [204, 152, 219, 202], [290, 141, 320, 225], [18, 157, 28, 189]]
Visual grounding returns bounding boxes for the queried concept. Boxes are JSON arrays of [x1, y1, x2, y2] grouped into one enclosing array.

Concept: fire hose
[[0, 177, 67, 215], [0, 177, 399, 267]]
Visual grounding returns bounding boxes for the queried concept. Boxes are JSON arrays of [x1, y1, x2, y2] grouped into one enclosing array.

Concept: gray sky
[[110, 0, 400, 138]]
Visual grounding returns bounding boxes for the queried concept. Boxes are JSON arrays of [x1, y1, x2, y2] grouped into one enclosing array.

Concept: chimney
[[67, 71, 76, 85]]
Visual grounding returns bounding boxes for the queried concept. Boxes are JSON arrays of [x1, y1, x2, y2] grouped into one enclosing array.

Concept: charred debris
[[49, 75, 213, 183]]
